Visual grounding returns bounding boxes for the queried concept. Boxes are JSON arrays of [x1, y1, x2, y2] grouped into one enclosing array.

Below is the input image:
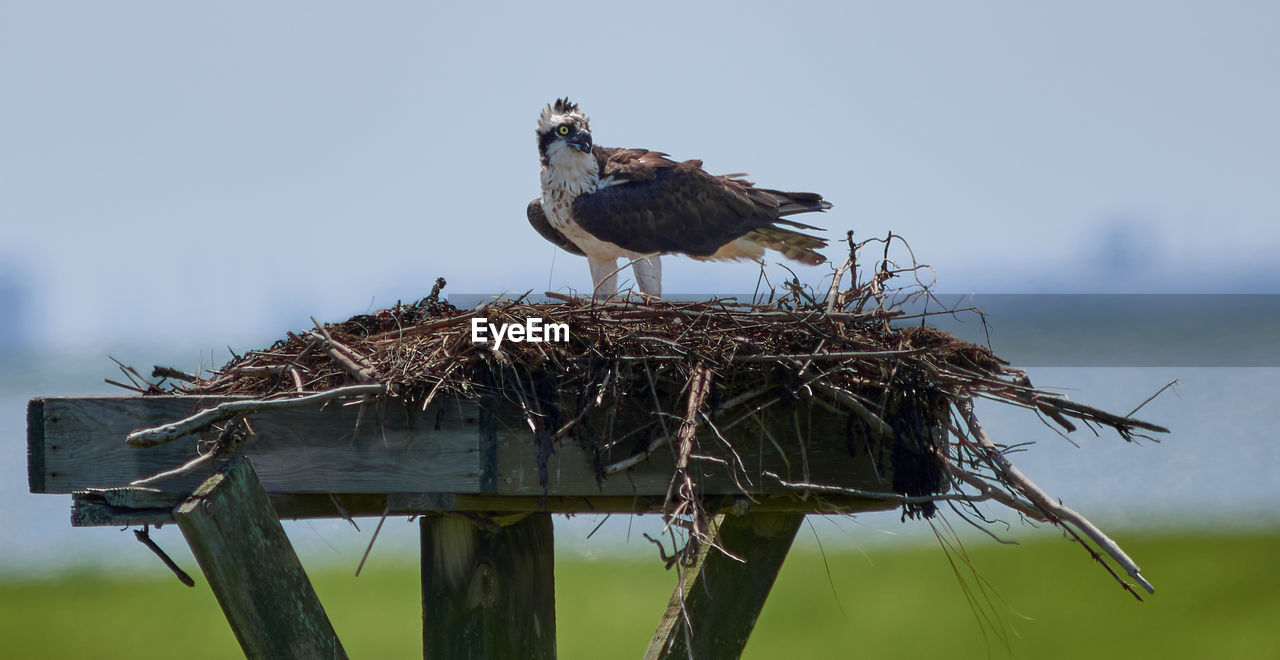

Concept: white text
[[471, 317, 569, 349]]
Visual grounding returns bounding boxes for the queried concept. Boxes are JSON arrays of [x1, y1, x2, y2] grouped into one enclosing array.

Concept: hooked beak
[[567, 132, 592, 154]]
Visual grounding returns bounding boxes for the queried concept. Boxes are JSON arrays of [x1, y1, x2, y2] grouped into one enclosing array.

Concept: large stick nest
[[134, 234, 1168, 598]]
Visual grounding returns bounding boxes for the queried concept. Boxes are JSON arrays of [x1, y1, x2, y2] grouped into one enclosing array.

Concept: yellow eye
[[557, 125, 570, 136]]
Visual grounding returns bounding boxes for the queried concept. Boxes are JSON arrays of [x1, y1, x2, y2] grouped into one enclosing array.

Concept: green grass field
[[2, 529, 1276, 658]]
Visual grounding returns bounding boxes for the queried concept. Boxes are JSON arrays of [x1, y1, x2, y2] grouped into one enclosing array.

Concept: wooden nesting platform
[[28, 393, 899, 659], [30, 394, 897, 524]]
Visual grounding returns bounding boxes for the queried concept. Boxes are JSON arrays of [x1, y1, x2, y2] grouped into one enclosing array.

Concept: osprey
[[529, 98, 831, 297]]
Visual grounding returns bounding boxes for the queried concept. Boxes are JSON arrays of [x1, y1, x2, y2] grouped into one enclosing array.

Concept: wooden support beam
[[30, 395, 894, 501], [646, 512, 806, 660], [37, 392, 900, 522], [175, 456, 347, 660], [31, 396, 483, 495], [72, 489, 893, 526], [421, 513, 556, 659]]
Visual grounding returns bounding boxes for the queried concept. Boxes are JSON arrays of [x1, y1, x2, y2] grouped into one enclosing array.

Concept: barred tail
[[743, 226, 828, 265], [755, 188, 830, 264]]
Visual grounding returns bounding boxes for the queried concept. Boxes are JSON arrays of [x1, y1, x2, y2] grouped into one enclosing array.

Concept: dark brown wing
[[526, 198, 585, 257], [573, 147, 829, 258]]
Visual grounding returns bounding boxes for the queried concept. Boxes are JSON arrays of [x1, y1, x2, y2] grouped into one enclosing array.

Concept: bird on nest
[[528, 98, 831, 298]]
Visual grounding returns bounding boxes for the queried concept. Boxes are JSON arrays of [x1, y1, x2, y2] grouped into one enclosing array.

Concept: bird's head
[[537, 98, 593, 167]]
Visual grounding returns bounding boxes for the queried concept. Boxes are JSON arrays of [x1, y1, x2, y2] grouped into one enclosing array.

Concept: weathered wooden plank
[[73, 490, 401, 527], [33, 394, 898, 506], [27, 399, 46, 493], [390, 492, 893, 516], [73, 487, 179, 526], [32, 396, 482, 494], [492, 400, 893, 497], [176, 456, 347, 659], [72, 490, 896, 526], [421, 514, 556, 660], [646, 512, 806, 660]]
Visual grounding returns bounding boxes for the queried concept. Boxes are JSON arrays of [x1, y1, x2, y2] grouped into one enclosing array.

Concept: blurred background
[[2, 2, 1277, 657]]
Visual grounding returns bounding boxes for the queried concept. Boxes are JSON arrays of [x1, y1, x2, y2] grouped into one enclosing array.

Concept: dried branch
[[733, 348, 927, 362], [310, 317, 379, 384], [957, 399, 1155, 595], [762, 470, 997, 506], [129, 451, 218, 486], [125, 383, 387, 447], [152, 366, 197, 383], [134, 527, 195, 587]]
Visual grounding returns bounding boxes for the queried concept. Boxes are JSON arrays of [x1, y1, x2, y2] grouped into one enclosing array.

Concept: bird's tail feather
[[760, 189, 832, 216], [744, 226, 828, 265]]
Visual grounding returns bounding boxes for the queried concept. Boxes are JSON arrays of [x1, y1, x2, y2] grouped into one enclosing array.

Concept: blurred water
[[3, 342, 1277, 576]]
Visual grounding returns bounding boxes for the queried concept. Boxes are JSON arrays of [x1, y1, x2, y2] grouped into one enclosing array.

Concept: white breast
[[540, 144, 644, 260], [542, 189, 639, 260]]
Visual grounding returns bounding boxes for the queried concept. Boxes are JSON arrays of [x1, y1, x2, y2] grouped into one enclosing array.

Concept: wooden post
[[175, 456, 347, 660], [646, 512, 806, 660], [421, 513, 556, 659]]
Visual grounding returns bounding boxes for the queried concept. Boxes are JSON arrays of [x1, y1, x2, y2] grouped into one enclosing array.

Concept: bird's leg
[[588, 256, 619, 299], [634, 256, 663, 298]]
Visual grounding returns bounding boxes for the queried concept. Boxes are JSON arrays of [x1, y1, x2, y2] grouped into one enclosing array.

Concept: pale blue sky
[[2, 2, 1278, 349]]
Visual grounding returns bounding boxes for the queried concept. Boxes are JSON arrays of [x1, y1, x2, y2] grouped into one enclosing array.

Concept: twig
[[125, 383, 387, 447], [1126, 379, 1178, 418], [958, 399, 1155, 595], [663, 364, 713, 534], [330, 494, 361, 531], [825, 252, 855, 313], [642, 532, 680, 570], [602, 360, 675, 474], [129, 451, 219, 486], [1046, 396, 1169, 435], [131, 417, 251, 485], [104, 378, 148, 394], [941, 461, 1043, 520], [109, 356, 155, 391], [733, 348, 927, 362], [355, 505, 390, 577], [228, 365, 289, 376], [550, 370, 614, 441], [152, 366, 198, 383], [309, 317, 379, 384], [134, 526, 195, 587], [761, 470, 996, 505], [810, 381, 894, 439]]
